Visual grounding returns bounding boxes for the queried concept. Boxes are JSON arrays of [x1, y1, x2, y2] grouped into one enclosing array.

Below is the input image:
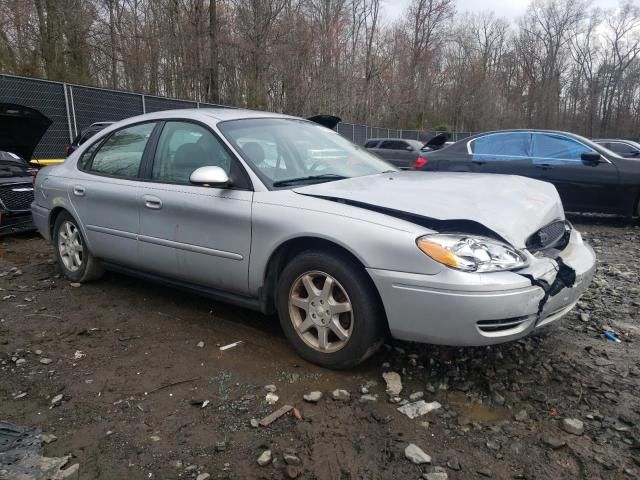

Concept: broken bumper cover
[[368, 229, 596, 346]]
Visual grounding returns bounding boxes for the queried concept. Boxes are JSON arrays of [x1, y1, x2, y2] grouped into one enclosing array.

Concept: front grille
[[526, 221, 569, 252], [0, 183, 34, 211], [477, 316, 530, 333]]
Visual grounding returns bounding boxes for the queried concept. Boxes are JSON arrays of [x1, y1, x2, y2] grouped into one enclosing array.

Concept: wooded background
[[0, 0, 639, 138]]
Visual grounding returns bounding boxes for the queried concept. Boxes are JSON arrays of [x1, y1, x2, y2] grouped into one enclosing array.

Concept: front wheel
[[277, 250, 385, 369], [53, 212, 104, 283]]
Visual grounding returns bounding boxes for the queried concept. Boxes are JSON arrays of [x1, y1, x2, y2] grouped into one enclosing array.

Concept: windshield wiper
[[273, 173, 348, 187]]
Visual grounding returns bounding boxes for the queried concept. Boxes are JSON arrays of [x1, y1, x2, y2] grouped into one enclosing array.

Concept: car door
[[467, 132, 537, 176], [138, 120, 253, 294], [531, 132, 621, 213], [71, 122, 157, 268]]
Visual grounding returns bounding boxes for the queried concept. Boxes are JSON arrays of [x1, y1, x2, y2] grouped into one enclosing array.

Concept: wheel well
[[48, 207, 69, 238], [262, 237, 387, 327]]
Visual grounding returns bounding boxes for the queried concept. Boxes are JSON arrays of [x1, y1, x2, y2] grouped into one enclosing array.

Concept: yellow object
[[31, 158, 64, 166], [416, 239, 460, 268]]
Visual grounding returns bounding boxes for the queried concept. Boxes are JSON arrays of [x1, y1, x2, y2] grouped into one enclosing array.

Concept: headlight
[[416, 234, 528, 272]]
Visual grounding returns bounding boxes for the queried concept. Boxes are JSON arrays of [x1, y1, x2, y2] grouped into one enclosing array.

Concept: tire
[[276, 250, 385, 369], [53, 211, 104, 283]]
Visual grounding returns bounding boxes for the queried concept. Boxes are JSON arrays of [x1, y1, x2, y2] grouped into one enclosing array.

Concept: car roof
[[592, 138, 632, 142]]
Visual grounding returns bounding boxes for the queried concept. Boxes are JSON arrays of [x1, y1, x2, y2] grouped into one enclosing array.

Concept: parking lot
[[1, 215, 639, 479]]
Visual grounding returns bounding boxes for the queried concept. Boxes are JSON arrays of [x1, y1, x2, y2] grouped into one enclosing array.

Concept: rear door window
[[470, 132, 531, 159], [531, 133, 591, 162], [364, 140, 379, 148], [88, 122, 155, 178]]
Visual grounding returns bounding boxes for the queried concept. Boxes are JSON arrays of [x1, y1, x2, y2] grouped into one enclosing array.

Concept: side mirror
[[190, 166, 230, 187], [581, 152, 602, 164]]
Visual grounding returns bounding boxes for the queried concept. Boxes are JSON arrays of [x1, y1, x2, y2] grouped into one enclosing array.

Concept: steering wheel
[[308, 159, 331, 173]]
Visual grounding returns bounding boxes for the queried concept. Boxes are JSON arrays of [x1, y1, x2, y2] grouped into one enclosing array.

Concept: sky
[[382, 0, 625, 23]]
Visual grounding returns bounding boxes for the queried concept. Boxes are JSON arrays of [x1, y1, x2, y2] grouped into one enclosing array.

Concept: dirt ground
[[1, 215, 639, 480]]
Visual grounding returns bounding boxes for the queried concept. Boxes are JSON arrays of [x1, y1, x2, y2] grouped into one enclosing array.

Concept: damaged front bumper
[[368, 228, 596, 346]]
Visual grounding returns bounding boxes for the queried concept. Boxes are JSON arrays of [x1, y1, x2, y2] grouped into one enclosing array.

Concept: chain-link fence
[[336, 123, 475, 145], [0, 73, 474, 159]]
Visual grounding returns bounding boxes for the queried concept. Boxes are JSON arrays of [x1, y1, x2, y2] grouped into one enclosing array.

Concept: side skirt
[[102, 262, 269, 314]]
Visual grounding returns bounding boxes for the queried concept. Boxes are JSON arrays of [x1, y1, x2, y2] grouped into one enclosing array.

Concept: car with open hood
[[31, 109, 596, 369], [0, 103, 51, 235]]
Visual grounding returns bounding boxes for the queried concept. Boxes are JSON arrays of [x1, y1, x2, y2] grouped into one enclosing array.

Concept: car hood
[[293, 171, 564, 248], [0, 103, 52, 160]]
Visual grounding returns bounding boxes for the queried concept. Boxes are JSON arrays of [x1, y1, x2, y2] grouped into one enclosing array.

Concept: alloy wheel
[[58, 221, 83, 272], [288, 270, 353, 352]]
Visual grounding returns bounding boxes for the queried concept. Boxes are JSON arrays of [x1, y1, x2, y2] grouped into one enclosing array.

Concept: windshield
[[0, 160, 29, 178], [218, 118, 395, 188]]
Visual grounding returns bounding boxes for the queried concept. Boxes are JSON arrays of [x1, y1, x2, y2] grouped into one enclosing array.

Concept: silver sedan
[[31, 109, 596, 369]]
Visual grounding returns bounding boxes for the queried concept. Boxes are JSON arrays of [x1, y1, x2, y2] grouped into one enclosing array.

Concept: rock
[[423, 466, 448, 480], [196, 474, 210, 480], [476, 469, 492, 477], [562, 418, 585, 436], [196, 341, 205, 348], [541, 435, 566, 449], [486, 440, 500, 451], [264, 384, 277, 393], [149, 435, 161, 442], [50, 394, 63, 405], [265, 392, 279, 405], [331, 389, 350, 401], [283, 453, 301, 466], [303, 391, 322, 403], [514, 409, 528, 422], [446, 458, 461, 471], [580, 312, 590, 322], [405, 443, 431, 465], [409, 391, 424, 401], [215, 441, 226, 452], [285, 465, 301, 478], [250, 419, 259, 428], [257, 449, 272, 466], [15, 358, 26, 366], [397, 400, 442, 419], [39, 358, 53, 365], [34, 350, 43, 355], [383, 372, 402, 396], [492, 391, 505, 406], [170, 460, 183, 469], [359, 394, 378, 402], [40, 433, 57, 444]]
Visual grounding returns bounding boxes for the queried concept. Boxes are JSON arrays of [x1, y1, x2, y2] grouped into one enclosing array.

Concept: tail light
[[414, 154, 428, 169], [32, 168, 39, 188], [64, 145, 71, 154]]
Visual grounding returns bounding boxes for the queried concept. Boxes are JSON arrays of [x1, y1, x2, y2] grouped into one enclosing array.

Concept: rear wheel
[[277, 250, 385, 369], [53, 212, 104, 283]]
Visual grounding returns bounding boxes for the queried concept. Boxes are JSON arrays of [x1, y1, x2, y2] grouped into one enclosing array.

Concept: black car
[[65, 121, 114, 156], [0, 103, 51, 235], [415, 129, 640, 217], [593, 139, 640, 158]]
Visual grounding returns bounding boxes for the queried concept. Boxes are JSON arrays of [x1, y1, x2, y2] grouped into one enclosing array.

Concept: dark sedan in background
[[415, 129, 640, 218], [593, 139, 640, 158]]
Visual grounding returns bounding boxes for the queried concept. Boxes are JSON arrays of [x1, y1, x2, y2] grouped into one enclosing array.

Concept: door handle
[[143, 195, 162, 210], [73, 185, 85, 197], [535, 163, 552, 170]]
